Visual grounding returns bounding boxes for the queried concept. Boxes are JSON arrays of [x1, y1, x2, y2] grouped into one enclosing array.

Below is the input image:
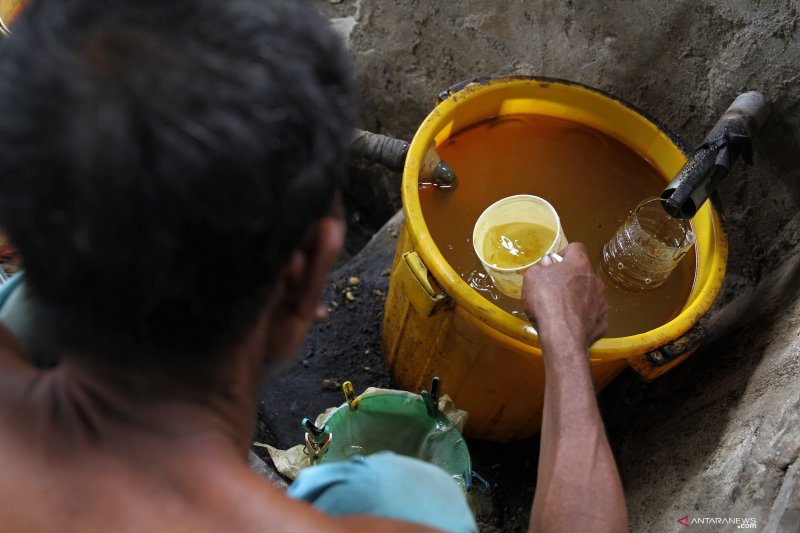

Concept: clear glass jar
[[601, 198, 695, 291]]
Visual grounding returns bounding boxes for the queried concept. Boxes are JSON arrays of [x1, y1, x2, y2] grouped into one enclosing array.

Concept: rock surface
[[600, 293, 800, 532]]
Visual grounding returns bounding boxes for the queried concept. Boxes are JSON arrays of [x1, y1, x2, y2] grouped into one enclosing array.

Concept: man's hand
[[521, 243, 608, 350], [524, 243, 628, 533]]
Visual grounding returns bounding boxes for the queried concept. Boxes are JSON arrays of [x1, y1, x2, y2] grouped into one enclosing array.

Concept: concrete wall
[[326, 0, 800, 326], [319, 0, 800, 530]]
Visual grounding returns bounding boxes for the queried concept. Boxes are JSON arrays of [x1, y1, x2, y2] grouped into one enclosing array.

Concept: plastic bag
[[267, 386, 470, 488]]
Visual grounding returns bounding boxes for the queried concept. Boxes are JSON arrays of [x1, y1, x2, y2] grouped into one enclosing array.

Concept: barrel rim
[[401, 76, 728, 360], [441, 75, 693, 155]]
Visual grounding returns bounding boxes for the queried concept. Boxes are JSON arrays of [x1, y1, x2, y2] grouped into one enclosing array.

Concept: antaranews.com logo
[[677, 515, 757, 528]]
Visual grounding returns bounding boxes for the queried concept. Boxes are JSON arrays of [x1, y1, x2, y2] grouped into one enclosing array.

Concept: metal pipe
[[350, 129, 458, 188], [350, 129, 409, 172], [660, 91, 769, 219]]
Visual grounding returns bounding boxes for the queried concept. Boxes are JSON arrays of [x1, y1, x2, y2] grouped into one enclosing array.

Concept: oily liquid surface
[[482, 222, 557, 269], [418, 114, 696, 338]]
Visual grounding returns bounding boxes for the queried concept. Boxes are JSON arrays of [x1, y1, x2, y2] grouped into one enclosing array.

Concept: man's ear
[[263, 216, 345, 361]]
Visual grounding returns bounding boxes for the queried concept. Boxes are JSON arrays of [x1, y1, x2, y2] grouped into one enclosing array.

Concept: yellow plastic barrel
[[0, 0, 25, 28], [382, 77, 727, 442]]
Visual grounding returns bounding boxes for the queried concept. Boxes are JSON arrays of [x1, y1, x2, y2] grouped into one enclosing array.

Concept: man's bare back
[[0, 323, 444, 532]]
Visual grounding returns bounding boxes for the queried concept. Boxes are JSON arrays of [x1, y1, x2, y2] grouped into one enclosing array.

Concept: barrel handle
[[437, 76, 492, 103], [626, 322, 706, 381], [395, 251, 450, 317]]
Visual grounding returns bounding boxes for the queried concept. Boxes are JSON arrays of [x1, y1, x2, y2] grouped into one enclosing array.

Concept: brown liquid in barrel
[[418, 114, 696, 338]]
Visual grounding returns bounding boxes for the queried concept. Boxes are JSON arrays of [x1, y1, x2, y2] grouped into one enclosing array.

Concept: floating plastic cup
[[601, 197, 695, 291], [473, 195, 568, 299]]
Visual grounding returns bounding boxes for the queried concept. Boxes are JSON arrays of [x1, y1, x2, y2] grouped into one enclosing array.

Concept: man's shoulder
[[0, 322, 41, 435], [0, 321, 36, 375]]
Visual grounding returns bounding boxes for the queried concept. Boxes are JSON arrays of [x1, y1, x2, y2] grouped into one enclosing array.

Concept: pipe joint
[[660, 91, 769, 219]]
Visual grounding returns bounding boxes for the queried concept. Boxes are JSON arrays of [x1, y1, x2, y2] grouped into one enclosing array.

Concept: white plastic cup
[[473, 195, 568, 299]]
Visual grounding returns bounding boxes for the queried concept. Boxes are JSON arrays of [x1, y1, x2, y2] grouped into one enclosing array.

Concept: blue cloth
[[0, 273, 57, 367], [289, 452, 478, 533], [0, 270, 24, 311]]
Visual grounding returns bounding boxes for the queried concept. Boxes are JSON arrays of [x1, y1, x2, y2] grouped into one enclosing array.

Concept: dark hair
[[0, 0, 355, 368]]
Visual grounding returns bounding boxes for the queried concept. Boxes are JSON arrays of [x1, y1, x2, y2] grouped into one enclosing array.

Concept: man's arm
[[522, 243, 628, 533]]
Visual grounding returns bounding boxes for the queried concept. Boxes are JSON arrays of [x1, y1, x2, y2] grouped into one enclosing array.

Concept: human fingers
[[560, 242, 589, 261], [560, 242, 597, 276]]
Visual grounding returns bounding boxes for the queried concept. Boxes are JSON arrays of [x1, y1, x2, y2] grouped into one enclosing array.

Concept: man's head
[[0, 0, 355, 370]]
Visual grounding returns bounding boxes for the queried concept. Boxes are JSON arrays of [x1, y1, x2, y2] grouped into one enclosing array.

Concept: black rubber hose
[[350, 129, 409, 172], [661, 91, 768, 219]]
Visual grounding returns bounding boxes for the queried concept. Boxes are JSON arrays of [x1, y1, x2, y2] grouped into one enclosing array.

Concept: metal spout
[[350, 129, 458, 188], [660, 91, 769, 219], [431, 161, 458, 189]]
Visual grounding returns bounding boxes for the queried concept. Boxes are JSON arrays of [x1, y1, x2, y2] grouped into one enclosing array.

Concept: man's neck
[[31, 325, 269, 463], [56, 363, 254, 453]]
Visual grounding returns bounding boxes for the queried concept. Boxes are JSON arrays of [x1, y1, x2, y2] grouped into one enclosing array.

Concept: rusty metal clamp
[[301, 418, 332, 465], [420, 376, 441, 418], [303, 432, 332, 465], [647, 322, 706, 366]]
